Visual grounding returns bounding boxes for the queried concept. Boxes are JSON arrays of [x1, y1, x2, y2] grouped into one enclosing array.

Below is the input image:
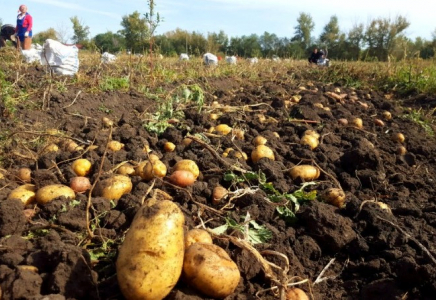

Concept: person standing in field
[[15, 4, 33, 49]]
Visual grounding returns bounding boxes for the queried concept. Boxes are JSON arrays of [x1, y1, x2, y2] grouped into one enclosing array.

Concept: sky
[[1, 0, 434, 42]]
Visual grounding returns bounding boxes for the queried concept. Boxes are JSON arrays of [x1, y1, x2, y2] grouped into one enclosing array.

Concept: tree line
[[3, 11, 436, 61]]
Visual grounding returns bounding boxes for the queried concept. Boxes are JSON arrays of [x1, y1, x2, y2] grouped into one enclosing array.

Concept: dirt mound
[[1, 70, 436, 300]]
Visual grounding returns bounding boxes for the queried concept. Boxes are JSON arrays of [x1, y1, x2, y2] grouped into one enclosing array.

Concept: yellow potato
[[164, 142, 176, 152], [215, 124, 232, 135], [17, 167, 32, 183], [116, 163, 135, 176], [289, 165, 320, 181], [183, 243, 240, 298], [185, 229, 213, 248], [286, 288, 309, 300], [252, 136, 267, 146], [35, 184, 76, 205], [117, 200, 185, 300], [251, 145, 275, 163], [173, 159, 200, 179], [93, 175, 132, 201], [7, 184, 37, 205], [140, 160, 167, 181], [72, 158, 92, 176], [300, 134, 319, 150], [320, 187, 346, 208], [108, 140, 124, 151]]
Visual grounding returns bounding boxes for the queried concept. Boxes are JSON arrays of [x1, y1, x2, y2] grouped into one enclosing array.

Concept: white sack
[[179, 53, 189, 61], [41, 39, 79, 75], [101, 52, 117, 63], [203, 53, 218, 65]]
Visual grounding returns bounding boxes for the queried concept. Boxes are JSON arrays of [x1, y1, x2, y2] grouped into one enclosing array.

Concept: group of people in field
[[0, 4, 33, 49]]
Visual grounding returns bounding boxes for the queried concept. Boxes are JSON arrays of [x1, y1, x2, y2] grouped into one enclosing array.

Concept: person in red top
[[15, 4, 33, 49]]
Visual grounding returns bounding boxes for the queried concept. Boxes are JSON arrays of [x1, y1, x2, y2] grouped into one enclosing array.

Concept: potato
[[117, 163, 135, 176], [351, 117, 363, 128], [7, 184, 37, 205], [300, 134, 319, 150], [232, 128, 245, 140], [41, 143, 59, 154], [185, 229, 213, 248], [134, 160, 149, 176], [64, 140, 84, 152], [382, 111, 392, 120], [93, 175, 132, 201], [397, 145, 407, 155], [212, 186, 228, 205], [173, 159, 200, 179], [102, 117, 114, 127], [164, 142, 176, 152], [215, 124, 232, 135], [170, 170, 196, 187], [35, 184, 76, 204], [141, 160, 167, 181], [17, 167, 32, 183], [183, 243, 240, 298], [116, 200, 185, 300], [303, 130, 320, 139], [320, 187, 346, 208], [374, 118, 385, 126], [72, 158, 92, 176], [70, 176, 91, 193], [209, 113, 219, 120], [252, 136, 267, 146], [251, 145, 275, 163], [289, 165, 320, 181], [392, 132, 405, 143], [337, 118, 348, 126], [108, 140, 124, 151], [286, 288, 309, 300]]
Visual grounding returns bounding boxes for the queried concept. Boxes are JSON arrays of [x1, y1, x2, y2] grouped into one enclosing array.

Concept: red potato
[[70, 176, 91, 193], [170, 170, 196, 187], [173, 160, 200, 179]]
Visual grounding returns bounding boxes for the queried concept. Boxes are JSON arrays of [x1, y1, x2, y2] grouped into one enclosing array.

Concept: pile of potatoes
[[116, 197, 240, 300]]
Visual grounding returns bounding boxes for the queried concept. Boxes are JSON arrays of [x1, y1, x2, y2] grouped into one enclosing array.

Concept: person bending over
[[308, 48, 324, 64], [0, 24, 17, 48]]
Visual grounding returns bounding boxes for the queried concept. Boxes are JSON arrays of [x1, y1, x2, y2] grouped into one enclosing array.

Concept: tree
[[93, 31, 126, 53], [56, 22, 72, 43], [70, 16, 90, 44], [259, 32, 279, 57], [292, 12, 315, 51], [32, 28, 58, 45], [363, 16, 410, 61], [320, 15, 341, 52], [207, 30, 229, 54], [119, 11, 149, 53]]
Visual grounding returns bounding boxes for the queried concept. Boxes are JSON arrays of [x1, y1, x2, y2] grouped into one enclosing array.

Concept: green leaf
[[209, 224, 228, 235]]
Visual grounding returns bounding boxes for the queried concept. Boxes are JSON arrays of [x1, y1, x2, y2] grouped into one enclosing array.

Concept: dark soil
[[1, 65, 436, 300]]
